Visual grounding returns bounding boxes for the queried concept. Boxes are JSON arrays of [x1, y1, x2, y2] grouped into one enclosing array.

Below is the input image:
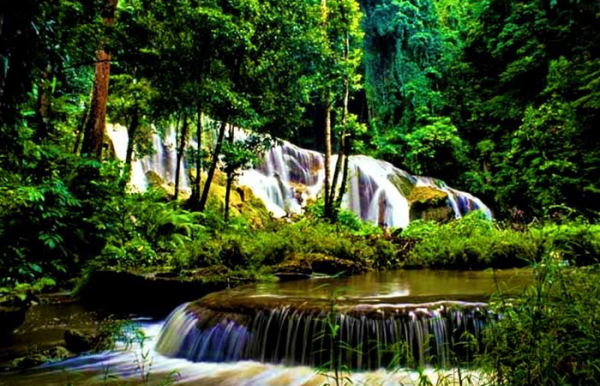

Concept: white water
[[8, 321, 485, 386], [107, 124, 491, 228]]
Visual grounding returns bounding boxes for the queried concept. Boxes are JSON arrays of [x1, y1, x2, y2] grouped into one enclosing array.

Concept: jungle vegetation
[[2, 1, 600, 383], [1, 0, 599, 286]]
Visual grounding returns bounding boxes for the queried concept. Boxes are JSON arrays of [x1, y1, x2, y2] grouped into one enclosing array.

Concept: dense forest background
[[1, 0, 600, 285]]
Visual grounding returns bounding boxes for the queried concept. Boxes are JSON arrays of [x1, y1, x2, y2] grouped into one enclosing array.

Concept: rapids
[[107, 124, 491, 228]]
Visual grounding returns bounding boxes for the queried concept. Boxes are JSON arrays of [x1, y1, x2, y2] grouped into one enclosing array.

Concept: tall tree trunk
[[330, 8, 351, 218], [199, 120, 227, 212], [192, 106, 203, 206], [335, 135, 351, 211], [224, 124, 235, 222], [321, 0, 334, 219], [120, 110, 139, 190], [324, 91, 332, 218], [81, 0, 118, 159], [36, 64, 52, 140], [174, 114, 188, 200], [73, 89, 94, 154], [330, 139, 344, 209]]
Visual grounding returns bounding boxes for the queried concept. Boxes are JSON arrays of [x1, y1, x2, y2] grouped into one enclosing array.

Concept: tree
[[318, 0, 364, 219], [81, 0, 119, 159], [108, 74, 156, 189]]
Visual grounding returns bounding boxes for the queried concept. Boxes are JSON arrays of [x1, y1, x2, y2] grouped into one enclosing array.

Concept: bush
[[481, 261, 600, 385], [531, 222, 600, 266], [401, 211, 538, 269]]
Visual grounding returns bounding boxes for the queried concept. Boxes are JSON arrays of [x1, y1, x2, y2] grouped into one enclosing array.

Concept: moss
[[407, 186, 448, 205], [146, 170, 164, 187], [408, 187, 452, 222], [389, 174, 415, 198], [275, 252, 367, 276]]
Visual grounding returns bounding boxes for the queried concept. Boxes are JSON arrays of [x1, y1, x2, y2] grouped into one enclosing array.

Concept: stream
[[0, 269, 530, 385]]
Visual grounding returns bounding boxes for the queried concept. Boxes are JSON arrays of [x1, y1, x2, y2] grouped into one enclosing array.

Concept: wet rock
[[389, 174, 415, 198], [408, 186, 453, 222], [45, 346, 72, 360], [274, 255, 313, 277], [275, 253, 366, 279], [0, 296, 30, 334], [11, 354, 47, 369], [311, 255, 364, 276], [10, 346, 74, 370], [146, 170, 165, 187], [79, 269, 239, 314], [64, 329, 96, 353]]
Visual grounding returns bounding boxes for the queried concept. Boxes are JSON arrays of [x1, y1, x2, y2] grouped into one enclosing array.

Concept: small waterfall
[[107, 124, 191, 192], [107, 124, 491, 226], [240, 143, 492, 228], [156, 301, 488, 370]]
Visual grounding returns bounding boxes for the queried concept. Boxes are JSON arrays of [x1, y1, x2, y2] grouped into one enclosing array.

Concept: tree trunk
[[321, 0, 333, 219], [199, 120, 227, 212], [192, 106, 203, 206], [324, 91, 332, 218], [330, 140, 344, 208], [329, 10, 350, 219], [81, 0, 118, 159], [120, 110, 139, 190], [224, 124, 235, 222], [36, 64, 52, 140], [335, 135, 351, 211], [174, 114, 188, 200]]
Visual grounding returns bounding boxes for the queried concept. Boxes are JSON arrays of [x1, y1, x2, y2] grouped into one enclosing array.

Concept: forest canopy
[[1, 0, 600, 285]]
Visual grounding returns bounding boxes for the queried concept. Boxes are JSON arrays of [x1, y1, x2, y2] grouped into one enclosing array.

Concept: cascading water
[[107, 124, 491, 228], [155, 301, 488, 370], [2, 270, 531, 385], [152, 269, 531, 372]]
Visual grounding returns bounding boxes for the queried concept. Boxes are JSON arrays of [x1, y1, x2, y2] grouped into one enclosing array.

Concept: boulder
[[64, 329, 96, 353], [146, 170, 165, 187], [389, 174, 415, 198], [0, 296, 30, 334], [274, 253, 367, 279], [311, 255, 365, 276], [11, 346, 74, 370], [79, 269, 242, 314], [408, 187, 454, 222]]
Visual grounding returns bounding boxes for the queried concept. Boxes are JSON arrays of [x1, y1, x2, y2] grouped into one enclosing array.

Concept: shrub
[[481, 261, 600, 385], [401, 211, 538, 269], [531, 222, 600, 266]]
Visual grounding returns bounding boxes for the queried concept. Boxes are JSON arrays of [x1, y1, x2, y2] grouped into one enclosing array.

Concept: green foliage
[[482, 262, 600, 385], [402, 212, 600, 269], [93, 190, 203, 270], [402, 211, 539, 269], [0, 278, 56, 302], [531, 222, 600, 266], [404, 114, 464, 175]]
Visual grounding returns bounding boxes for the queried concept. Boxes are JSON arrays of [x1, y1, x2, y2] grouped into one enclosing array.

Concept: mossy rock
[[389, 174, 415, 197], [408, 187, 453, 222], [11, 346, 74, 370], [0, 296, 30, 334], [146, 170, 165, 187], [275, 253, 366, 278], [407, 186, 448, 205]]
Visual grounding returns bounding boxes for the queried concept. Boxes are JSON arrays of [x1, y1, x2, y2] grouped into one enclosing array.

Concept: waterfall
[[155, 301, 488, 370], [107, 124, 491, 228]]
